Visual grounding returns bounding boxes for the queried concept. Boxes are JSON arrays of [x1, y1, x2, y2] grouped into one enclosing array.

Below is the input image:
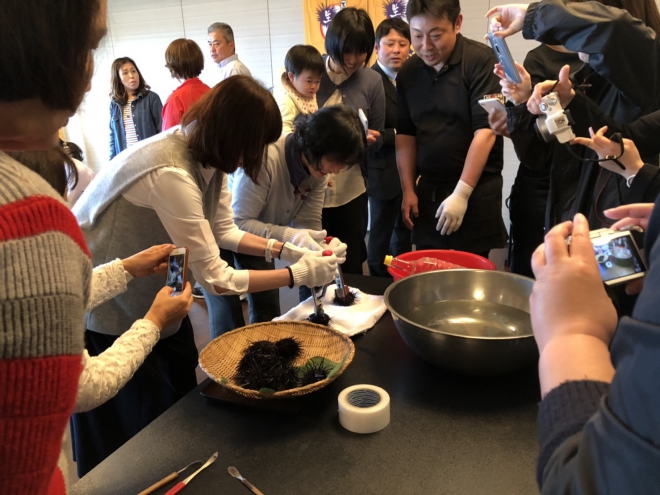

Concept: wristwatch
[[265, 238, 277, 263]]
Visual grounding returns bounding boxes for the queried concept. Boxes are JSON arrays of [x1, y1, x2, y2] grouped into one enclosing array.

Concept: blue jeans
[[204, 250, 281, 339]]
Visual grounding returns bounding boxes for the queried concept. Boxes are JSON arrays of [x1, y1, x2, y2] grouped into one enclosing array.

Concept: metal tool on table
[[163, 452, 218, 494], [228, 466, 265, 495], [309, 249, 333, 323], [325, 236, 347, 300], [138, 459, 203, 495]]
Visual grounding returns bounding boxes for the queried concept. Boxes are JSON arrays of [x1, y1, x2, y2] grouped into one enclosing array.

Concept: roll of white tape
[[338, 384, 390, 434]]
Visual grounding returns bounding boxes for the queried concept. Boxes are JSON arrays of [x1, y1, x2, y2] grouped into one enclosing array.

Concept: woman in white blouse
[[72, 76, 340, 474]]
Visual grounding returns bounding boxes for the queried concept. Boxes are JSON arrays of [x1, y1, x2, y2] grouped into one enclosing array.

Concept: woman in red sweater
[[162, 38, 211, 130]]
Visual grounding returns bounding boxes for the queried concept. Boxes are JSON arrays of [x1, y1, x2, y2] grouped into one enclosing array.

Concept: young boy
[[275, 45, 324, 134]]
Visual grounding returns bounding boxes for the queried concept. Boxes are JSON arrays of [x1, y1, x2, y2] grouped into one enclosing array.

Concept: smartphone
[[478, 93, 506, 115], [358, 108, 369, 137], [166, 247, 189, 293], [488, 32, 522, 84], [589, 229, 646, 286]]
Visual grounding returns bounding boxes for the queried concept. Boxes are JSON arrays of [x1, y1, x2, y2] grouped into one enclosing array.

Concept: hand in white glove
[[279, 242, 309, 263], [290, 250, 338, 288], [282, 227, 326, 251], [435, 180, 473, 235], [319, 236, 347, 265]]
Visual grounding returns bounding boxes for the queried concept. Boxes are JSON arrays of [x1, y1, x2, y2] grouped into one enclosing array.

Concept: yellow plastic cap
[[383, 255, 393, 266]]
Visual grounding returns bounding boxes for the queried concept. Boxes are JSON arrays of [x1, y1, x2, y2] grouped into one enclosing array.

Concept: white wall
[[72, 0, 544, 229]]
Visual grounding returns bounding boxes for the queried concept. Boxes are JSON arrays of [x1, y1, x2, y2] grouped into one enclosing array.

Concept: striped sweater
[[0, 151, 92, 494]]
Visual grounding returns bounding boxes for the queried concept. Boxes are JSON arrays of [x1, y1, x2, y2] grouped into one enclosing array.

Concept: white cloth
[[122, 157, 248, 295], [217, 53, 252, 80], [274, 283, 387, 336]]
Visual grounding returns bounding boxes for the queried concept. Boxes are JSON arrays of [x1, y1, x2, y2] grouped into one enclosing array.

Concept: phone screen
[[592, 233, 645, 283], [167, 253, 186, 292]]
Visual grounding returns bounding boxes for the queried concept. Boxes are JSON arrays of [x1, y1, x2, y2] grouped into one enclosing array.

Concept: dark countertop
[[72, 274, 541, 495]]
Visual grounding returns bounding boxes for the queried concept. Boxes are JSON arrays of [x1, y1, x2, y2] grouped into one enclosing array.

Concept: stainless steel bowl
[[384, 270, 538, 376]]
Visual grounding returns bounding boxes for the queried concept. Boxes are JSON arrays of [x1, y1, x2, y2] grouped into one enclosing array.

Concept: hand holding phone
[[167, 247, 189, 293], [488, 32, 521, 84], [589, 229, 646, 286]]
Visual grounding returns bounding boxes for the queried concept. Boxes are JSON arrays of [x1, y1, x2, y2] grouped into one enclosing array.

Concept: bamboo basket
[[199, 321, 356, 399]]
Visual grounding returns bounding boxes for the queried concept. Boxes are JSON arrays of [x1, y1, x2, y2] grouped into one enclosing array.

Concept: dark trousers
[[204, 250, 280, 339], [508, 171, 549, 278], [70, 317, 198, 476], [322, 193, 368, 274], [367, 193, 412, 277]]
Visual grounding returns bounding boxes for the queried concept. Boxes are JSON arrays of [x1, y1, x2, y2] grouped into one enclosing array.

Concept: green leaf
[[259, 388, 276, 395], [326, 353, 348, 379], [220, 376, 229, 384]]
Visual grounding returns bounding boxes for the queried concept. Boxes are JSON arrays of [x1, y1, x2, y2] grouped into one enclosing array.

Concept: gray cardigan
[[317, 56, 386, 156], [231, 135, 326, 239]]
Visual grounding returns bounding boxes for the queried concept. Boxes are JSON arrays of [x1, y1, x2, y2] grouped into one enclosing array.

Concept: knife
[[138, 459, 202, 495], [164, 452, 218, 494]]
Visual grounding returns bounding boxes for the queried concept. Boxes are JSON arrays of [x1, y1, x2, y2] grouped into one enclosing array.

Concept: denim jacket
[[109, 90, 162, 160]]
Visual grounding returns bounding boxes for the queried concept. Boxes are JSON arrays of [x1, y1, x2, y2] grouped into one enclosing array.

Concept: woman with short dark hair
[[317, 7, 386, 274], [71, 75, 340, 474], [206, 105, 363, 337], [162, 38, 211, 130], [109, 56, 162, 159]]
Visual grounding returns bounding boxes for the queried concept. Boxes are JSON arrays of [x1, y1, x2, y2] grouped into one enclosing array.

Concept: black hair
[[407, 0, 461, 26], [375, 17, 412, 44], [294, 106, 366, 170], [285, 45, 324, 77], [325, 8, 375, 68], [7, 147, 78, 197]]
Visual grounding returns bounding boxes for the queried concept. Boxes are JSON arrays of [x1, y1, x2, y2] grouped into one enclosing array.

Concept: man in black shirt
[[396, 0, 507, 256]]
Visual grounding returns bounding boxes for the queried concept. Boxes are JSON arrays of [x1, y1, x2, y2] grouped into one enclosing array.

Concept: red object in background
[[386, 249, 496, 281]]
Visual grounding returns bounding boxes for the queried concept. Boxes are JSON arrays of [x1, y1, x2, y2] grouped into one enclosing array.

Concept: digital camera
[[534, 92, 576, 144]]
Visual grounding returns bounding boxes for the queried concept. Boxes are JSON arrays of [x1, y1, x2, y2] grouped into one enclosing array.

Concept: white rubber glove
[[289, 251, 338, 288], [279, 242, 309, 263], [435, 180, 473, 235], [319, 236, 347, 265], [282, 227, 326, 251]]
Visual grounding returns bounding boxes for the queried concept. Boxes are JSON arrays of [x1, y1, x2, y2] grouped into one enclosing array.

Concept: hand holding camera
[[533, 91, 576, 144], [530, 214, 619, 355], [571, 126, 645, 179], [527, 65, 575, 115]]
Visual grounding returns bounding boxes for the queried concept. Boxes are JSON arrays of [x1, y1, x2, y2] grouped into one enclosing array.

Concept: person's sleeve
[[539, 314, 660, 492], [291, 177, 326, 231], [396, 69, 417, 136], [232, 166, 288, 240], [368, 73, 386, 152], [109, 102, 117, 160], [86, 259, 131, 311], [74, 320, 160, 412], [468, 47, 502, 132], [151, 92, 163, 133], [522, 0, 659, 108], [212, 174, 246, 252], [161, 94, 184, 131], [275, 92, 297, 135], [506, 103, 553, 171], [523, 49, 548, 87], [627, 164, 660, 204], [148, 169, 248, 295]]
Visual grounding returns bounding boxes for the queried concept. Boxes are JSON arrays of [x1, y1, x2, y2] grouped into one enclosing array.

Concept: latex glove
[[571, 126, 644, 179], [279, 242, 309, 263], [289, 251, 338, 288], [435, 180, 473, 235], [282, 227, 326, 251], [320, 237, 348, 265]]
